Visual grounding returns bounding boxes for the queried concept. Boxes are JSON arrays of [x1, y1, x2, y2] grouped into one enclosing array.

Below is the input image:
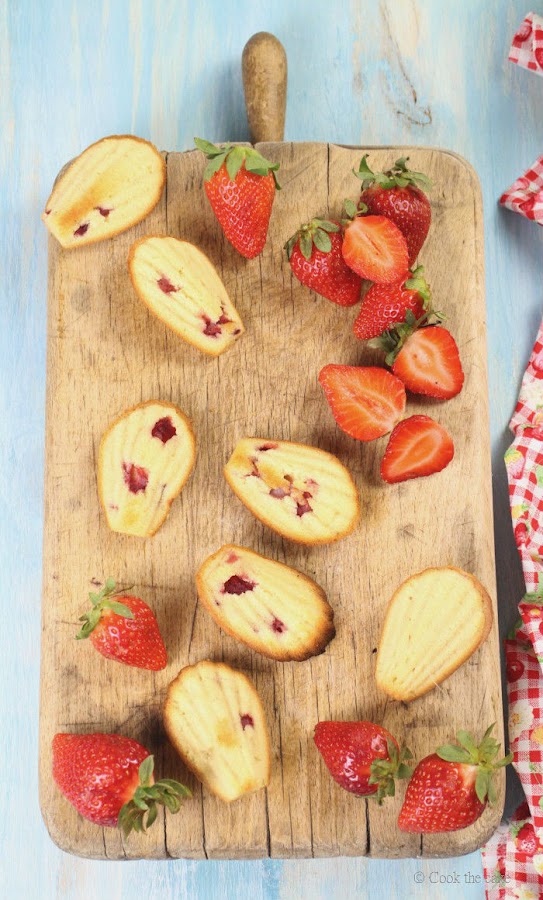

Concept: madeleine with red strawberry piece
[[52, 732, 190, 834], [353, 266, 430, 341], [76, 577, 167, 670], [354, 155, 432, 265], [342, 199, 409, 284], [195, 138, 279, 258], [164, 660, 271, 802], [42, 135, 166, 249], [398, 725, 511, 833], [380, 415, 454, 484], [224, 437, 359, 545], [318, 364, 406, 442], [314, 721, 412, 802], [284, 218, 362, 306]]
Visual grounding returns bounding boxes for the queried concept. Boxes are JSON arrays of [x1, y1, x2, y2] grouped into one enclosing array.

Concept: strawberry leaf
[[194, 137, 224, 156], [313, 228, 332, 253], [436, 744, 472, 764], [314, 219, 340, 233], [139, 755, 154, 785], [203, 154, 227, 181], [226, 145, 245, 181], [475, 769, 490, 804], [117, 759, 191, 837], [300, 232, 313, 261], [344, 198, 358, 219], [102, 600, 135, 618]]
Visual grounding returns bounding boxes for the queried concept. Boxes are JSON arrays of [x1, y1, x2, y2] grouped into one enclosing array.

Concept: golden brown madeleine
[[42, 135, 165, 248], [129, 236, 244, 356], [164, 660, 271, 802], [224, 438, 360, 544], [98, 400, 196, 537], [375, 567, 493, 702], [196, 544, 335, 660]]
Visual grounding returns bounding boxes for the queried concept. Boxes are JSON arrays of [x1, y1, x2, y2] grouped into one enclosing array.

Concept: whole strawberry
[[285, 218, 362, 306], [52, 732, 190, 834], [353, 266, 430, 341], [314, 720, 412, 801], [76, 577, 167, 670], [398, 725, 512, 833], [355, 155, 432, 265], [195, 137, 279, 258]]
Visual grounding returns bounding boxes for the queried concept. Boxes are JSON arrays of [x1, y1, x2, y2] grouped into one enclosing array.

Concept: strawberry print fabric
[[508, 12, 543, 73], [482, 320, 543, 897], [499, 14, 543, 225], [499, 158, 543, 224]]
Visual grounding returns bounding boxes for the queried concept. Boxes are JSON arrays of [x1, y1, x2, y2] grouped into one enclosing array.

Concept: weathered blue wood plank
[[2, 0, 542, 896]]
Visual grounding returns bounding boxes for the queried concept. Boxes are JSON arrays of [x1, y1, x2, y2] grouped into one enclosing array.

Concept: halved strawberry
[[380, 415, 454, 484], [285, 219, 362, 306], [318, 365, 406, 442], [390, 326, 464, 400], [353, 266, 430, 341], [341, 201, 409, 285]]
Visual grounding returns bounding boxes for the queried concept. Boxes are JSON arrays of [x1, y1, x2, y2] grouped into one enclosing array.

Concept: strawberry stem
[[353, 154, 432, 193], [283, 218, 340, 261], [368, 741, 413, 804], [194, 137, 281, 189], [436, 724, 512, 805], [117, 756, 191, 837], [76, 578, 135, 640]]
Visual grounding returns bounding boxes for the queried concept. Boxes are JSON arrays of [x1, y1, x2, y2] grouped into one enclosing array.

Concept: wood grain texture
[[39, 141, 503, 860], [4, 0, 543, 897]]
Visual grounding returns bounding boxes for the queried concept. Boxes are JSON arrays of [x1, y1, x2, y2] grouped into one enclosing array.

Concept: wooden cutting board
[[39, 140, 503, 860]]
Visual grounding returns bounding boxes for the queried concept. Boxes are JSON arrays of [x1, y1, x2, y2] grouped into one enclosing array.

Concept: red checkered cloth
[[499, 158, 543, 224], [509, 12, 543, 73], [482, 320, 543, 898], [499, 13, 543, 225]]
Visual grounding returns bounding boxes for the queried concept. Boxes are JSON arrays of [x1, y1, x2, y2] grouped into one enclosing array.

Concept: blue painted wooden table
[[2, 0, 542, 896]]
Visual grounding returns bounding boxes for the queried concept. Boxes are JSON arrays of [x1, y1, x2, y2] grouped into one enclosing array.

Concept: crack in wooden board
[[39, 142, 503, 859]]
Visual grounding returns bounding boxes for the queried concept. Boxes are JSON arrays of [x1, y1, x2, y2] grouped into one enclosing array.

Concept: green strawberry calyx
[[354, 154, 432, 193], [284, 218, 340, 261], [194, 137, 280, 189], [342, 198, 368, 223], [76, 577, 135, 640], [436, 724, 513, 806], [368, 740, 413, 804], [117, 755, 192, 837]]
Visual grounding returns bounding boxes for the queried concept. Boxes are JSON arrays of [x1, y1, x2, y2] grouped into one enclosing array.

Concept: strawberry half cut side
[[318, 365, 406, 442], [341, 201, 409, 285], [380, 415, 454, 484], [398, 724, 512, 833], [390, 325, 464, 400]]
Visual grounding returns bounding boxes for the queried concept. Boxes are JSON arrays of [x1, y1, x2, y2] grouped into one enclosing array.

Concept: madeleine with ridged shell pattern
[[98, 401, 196, 537]]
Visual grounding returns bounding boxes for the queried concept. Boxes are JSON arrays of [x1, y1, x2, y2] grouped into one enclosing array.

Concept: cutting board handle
[[242, 32, 287, 143]]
